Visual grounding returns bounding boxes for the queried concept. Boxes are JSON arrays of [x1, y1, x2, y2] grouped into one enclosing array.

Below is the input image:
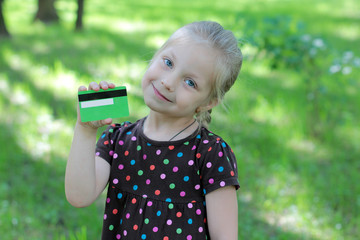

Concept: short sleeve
[[200, 138, 240, 195], [95, 123, 123, 165]]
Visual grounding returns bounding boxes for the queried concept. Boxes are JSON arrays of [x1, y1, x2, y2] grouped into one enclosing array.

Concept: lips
[[152, 83, 172, 102]]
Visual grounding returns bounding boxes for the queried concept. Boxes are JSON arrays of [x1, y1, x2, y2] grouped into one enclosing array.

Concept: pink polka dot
[[131, 136, 137, 141], [106, 198, 110, 203], [173, 166, 179, 172], [96, 152, 100, 156], [180, 191, 186, 197], [196, 209, 201, 215], [126, 213, 130, 219], [118, 164, 124, 170], [206, 162, 212, 168], [116, 234, 121, 239], [147, 201, 153, 207], [187, 235, 192, 240], [188, 203, 193, 208], [198, 227, 203, 232], [188, 160, 194, 166], [160, 174, 166, 179], [109, 151, 114, 156], [113, 153, 118, 159], [146, 179, 151, 185], [156, 150, 161, 155], [113, 178, 119, 184], [104, 214, 107, 220], [220, 181, 226, 187], [167, 219, 172, 225], [195, 184, 200, 190], [123, 230, 127, 236], [203, 140, 209, 144], [218, 151, 223, 157], [119, 140, 124, 145], [192, 145, 196, 150], [209, 178, 214, 184], [153, 227, 158, 232], [139, 208, 143, 214], [143, 154, 147, 160]]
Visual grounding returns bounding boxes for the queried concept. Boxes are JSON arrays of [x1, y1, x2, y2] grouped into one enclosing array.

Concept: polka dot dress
[[96, 118, 240, 239]]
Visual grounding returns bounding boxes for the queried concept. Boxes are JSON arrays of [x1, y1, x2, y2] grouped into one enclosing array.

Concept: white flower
[[301, 34, 311, 42], [313, 38, 325, 48], [342, 66, 352, 75], [329, 64, 341, 74]]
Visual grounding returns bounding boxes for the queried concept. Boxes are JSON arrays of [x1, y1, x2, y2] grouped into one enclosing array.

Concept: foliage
[[0, 0, 359, 239]]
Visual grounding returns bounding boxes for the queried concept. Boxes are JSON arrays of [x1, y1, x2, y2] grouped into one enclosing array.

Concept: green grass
[[0, 0, 359, 239]]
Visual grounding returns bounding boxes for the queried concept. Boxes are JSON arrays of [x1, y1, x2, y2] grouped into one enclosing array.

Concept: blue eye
[[185, 79, 196, 88], [164, 58, 173, 68]]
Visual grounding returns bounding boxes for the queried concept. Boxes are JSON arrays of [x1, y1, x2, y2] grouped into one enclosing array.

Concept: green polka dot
[[138, 170, 143, 176], [109, 225, 114, 230], [176, 228, 182, 234], [184, 141, 189, 145], [163, 159, 169, 165], [144, 218, 149, 224], [109, 129, 114, 133], [168, 203, 174, 209], [137, 145, 142, 151], [169, 183, 175, 189]]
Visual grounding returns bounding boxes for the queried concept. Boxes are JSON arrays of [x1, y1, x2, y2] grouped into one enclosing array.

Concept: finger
[[89, 82, 100, 91], [103, 118, 113, 125], [99, 81, 109, 90], [108, 83, 116, 89], [78, 85, 87, 92]]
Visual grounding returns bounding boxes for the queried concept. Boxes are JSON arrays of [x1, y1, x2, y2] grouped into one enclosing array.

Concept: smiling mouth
[[152, 83, 172, 102]]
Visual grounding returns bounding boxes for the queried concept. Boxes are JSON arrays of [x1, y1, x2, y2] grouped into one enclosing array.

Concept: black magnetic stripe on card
[[78, 89, 127, 102]]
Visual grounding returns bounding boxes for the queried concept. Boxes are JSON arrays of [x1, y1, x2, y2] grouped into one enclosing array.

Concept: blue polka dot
[[157, 210, 162, 216], [141, 234, 146, 239], [184, 176, 189, 182], [133, 185, 138, 191], [177, 152, 183, 157], [130, 160, 135, 165], [120, 219, 123, 225], [188, 218, 193, 224], [196, 135, 201, 139], [218, 166, 224, 172], [222, 142, 226, 147], [147, 143, 151, 146], [117, 193, 123, 199], [126, 131, 132, 135], [165, 198, 172, 202], [101, 134, 106, 138], [203, 189, 206, 194]]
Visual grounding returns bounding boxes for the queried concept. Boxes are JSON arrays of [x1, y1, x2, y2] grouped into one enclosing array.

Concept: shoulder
[[197, 127, 234, 152]]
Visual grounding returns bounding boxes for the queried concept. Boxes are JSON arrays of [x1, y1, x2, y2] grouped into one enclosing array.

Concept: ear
[[196, 98, 219, 113]]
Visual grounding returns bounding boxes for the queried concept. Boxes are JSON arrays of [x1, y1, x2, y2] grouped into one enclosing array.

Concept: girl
[[65, 21, 242, 240]]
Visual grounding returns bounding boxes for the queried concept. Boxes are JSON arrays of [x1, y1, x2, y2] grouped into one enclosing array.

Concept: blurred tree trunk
[[0, 0, 10, 37], [34, 0, 59, 23], [75, 0, 84, 31]]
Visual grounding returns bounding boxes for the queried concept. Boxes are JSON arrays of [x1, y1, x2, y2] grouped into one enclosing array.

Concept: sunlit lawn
[[0, 0, 359, 239]]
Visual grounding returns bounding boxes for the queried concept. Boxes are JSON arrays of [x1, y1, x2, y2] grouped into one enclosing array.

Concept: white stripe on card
[[80, 98, 114, 108]]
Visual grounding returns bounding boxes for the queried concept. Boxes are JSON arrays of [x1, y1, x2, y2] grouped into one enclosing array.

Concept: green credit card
[[78, 86, 129, 122]]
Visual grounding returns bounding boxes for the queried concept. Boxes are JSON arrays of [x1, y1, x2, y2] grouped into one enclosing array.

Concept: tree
[[0, 0, 10, 37], [34, 0, 59, 23], [75, 0, 84, 30]]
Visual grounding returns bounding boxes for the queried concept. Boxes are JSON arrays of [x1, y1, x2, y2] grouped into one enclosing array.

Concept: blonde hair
[[152, 21, 243, 127]]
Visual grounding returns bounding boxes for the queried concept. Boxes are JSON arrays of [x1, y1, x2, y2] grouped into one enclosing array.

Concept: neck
[[143, 112, 198, 141]]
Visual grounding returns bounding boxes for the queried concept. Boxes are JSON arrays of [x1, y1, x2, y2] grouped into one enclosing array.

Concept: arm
[[205, 186, 238, 240], [65, 82, 114, 208]]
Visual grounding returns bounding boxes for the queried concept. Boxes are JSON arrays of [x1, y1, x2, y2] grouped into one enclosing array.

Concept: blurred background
[[0, 0, 359, 239]]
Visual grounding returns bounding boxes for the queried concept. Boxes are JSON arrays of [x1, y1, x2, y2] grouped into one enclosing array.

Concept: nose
[[161, 77, 176, 92]]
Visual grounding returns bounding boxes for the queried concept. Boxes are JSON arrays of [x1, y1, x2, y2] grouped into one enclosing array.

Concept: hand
[[76, 81, 116, 129]]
